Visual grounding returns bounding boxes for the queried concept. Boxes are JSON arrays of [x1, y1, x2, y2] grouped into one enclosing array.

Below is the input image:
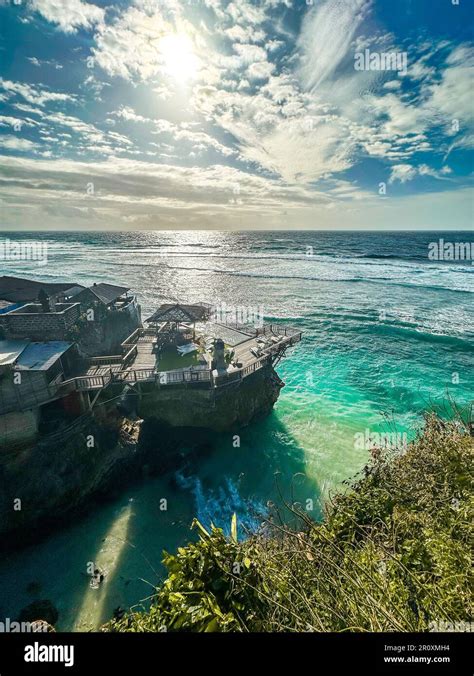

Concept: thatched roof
[[145, 303, 211, 324]]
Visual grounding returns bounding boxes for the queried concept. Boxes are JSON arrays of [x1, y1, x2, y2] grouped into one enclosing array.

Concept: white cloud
[[110, 106, 151, 123], [247, 61, 274, 81], [0, 78, 77, 107], [151, 118, 235, 157], [1, 0, 471, 229], [0, 115, 38, 129], [389, 163, 453, 184], [233, 44, 267, 64], [423, 45, 474, 149], [225, 25, 265, 43], [389, 164, 416, 183], [0, 136, 38, 152], [30, 0, 105, 34], [26, 56, 63, 69], [92, 4, 194, 82], [2, 153, 471, 230], [298, 0, 372, 91]]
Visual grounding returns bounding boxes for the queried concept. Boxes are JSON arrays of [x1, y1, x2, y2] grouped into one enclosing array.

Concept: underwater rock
[[18, 599, 59, 626]]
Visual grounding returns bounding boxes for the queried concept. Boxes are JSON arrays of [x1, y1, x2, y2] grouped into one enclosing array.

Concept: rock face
[[138, 363, 284, 431], [69, 300, 141, 357], [0, 411, 143, 547]]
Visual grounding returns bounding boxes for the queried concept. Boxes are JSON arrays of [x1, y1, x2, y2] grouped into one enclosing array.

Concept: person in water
[[94, 568, 105, 583], [87, 567, 106, 589]]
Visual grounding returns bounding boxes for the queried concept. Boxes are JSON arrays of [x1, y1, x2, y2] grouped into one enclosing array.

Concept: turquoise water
[[0, 230, 472, 630]]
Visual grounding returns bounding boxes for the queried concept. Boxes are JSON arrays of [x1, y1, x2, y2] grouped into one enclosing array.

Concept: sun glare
[[158, 33, 199, 83]]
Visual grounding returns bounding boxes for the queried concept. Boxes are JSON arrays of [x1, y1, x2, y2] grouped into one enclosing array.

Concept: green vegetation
[[106, 415, 473, 632], [156, 345, 201, 371]]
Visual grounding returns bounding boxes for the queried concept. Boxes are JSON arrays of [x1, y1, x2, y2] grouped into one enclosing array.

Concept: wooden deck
[[131, 335, 157, 370], [57, 323, 302, 394], [84, 364, 123, 377]]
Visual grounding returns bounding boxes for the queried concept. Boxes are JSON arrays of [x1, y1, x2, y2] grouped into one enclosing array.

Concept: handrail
[[122, 344, 138, 366], [87, 354, 123, 365], [120, 327, 141, 348]]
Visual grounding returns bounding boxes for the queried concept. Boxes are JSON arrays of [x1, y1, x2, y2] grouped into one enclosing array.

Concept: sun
[[158, 33, 199, 83]]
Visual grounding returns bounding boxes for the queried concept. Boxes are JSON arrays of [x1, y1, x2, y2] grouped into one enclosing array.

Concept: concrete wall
[[0, 408, 39, 449], [76, 297, 142, 357], [0, 370, 51, 416], [0, 303, 80, 341]]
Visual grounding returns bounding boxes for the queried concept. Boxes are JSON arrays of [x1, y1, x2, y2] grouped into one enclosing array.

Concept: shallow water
[[0, 230, 472, 630]]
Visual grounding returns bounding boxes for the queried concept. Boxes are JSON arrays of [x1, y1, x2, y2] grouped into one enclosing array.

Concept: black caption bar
[[0, 631, 471, 675]]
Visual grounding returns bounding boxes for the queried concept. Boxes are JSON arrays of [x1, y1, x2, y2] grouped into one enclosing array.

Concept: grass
[[104, 413, 473, 633], [156, 345, 202, 371]]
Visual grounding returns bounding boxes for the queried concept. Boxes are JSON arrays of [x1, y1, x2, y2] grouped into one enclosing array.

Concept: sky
[[0, 0, 473, 230]]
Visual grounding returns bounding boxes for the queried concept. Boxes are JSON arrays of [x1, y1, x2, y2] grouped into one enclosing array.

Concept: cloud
[[27, 55, 63, 69], [110, 106, 151, 123], [0, 115, 38, 129], [247, 61, 274, 81], [29, 0, 105, 34], [151, 119, 236, 157], [0, 153, 326, 230], [423, 44, 474, 149], [1, 153, 471, 230], [0, 0, 472, 230], [0, 136, 38, 152], [92, 4, 182, 81], [0, 78, 77, 107], [389, 163, 453, 184], [225, 25, 265, 44], [298, 0, 372, 91]]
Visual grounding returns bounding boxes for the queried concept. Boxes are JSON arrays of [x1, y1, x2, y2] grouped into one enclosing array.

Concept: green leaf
[[191, 518, 210, 539], [231, 513, 238, 542], [204, 617, 219, 632]]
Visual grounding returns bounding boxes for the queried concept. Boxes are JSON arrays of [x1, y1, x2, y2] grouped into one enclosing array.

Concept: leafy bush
[[105, 415, 473, 632]]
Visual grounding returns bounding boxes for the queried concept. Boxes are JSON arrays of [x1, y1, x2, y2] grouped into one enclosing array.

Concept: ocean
[[0, 230, 472, 630]]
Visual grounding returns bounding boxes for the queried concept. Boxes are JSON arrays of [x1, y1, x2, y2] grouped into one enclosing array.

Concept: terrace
[[59, 318, 302, 394]]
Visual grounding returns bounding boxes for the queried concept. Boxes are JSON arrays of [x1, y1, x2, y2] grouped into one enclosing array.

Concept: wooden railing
[[121, 327, 141, 348], [86, 343, 137, 368], [60, 372, 113, 392], [255, 324, 301, 338], [122, 344, 138, 366], [87, 354, 123, 366]]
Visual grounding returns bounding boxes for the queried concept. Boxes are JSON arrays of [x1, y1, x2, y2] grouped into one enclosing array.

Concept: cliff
[[137, 363, 284, 431], [0, 364, 284, 546], [0, 409, 140, 547]]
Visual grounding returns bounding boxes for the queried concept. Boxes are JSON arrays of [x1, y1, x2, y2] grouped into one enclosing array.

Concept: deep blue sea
[[0, 230, 472, 630]]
